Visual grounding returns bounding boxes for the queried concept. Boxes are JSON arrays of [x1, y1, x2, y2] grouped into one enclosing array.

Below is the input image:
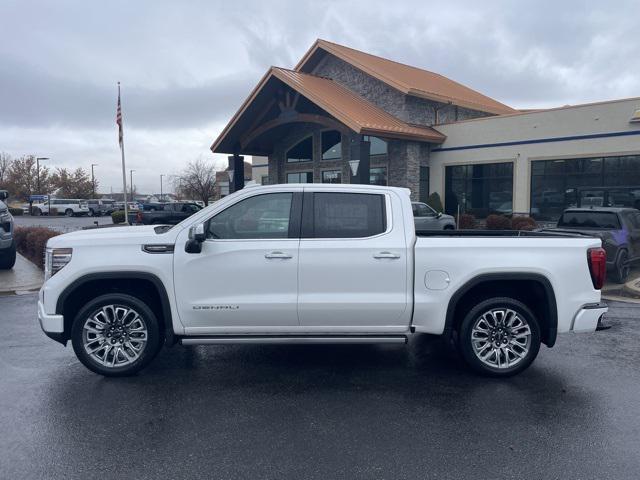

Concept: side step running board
[[180, 335, 408, 345]]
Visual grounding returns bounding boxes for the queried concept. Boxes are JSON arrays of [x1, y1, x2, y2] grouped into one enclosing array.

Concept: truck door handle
[[373, 251, 400, 259], [265, 251, 293, 259]]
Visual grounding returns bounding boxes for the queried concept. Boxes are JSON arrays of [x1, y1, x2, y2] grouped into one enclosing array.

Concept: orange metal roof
[[271, 68, 445, 142], [211, 67, 445, 153], [296, 39, 517, 116]]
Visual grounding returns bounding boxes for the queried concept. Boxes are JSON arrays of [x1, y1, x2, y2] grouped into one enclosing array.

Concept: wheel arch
[[55, 272, 175, 346], [443, 273, 558, 347]]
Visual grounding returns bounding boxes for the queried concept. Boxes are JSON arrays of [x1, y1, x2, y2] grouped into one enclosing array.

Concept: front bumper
[[572, 303, 608, 333], [38, 300, 64, 333]]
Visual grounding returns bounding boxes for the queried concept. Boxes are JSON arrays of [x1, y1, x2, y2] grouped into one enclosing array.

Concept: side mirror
[[0, 190, 8, 201], [185, 223, 206, 254], [189, 223, 206, 242], [436, 212, 442, 219]]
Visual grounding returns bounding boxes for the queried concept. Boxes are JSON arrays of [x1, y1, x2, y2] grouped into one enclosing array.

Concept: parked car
[[0, 190, 16, 270], [129, 202, 202, 225], [544, 207, 640, 283], [87, 199, 117, 216], [113, 202, 140, 213], [38, 184, 607, 377], [412, 202, 456, 230], [32, 198, 90, 217]]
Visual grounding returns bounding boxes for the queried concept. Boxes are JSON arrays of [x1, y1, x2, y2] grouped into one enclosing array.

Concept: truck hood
[[47, 224, 176, 248]]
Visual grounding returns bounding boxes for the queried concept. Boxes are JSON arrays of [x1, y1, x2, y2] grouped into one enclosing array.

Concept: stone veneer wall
[[313, 55, 492, 126]]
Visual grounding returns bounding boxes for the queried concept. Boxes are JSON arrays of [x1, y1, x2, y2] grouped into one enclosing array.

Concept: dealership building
[[212, 39, 640, 220]]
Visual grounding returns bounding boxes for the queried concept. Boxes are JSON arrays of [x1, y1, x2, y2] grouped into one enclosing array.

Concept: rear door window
[[306, 192, 386, 238], [558, 211, 621, 229]]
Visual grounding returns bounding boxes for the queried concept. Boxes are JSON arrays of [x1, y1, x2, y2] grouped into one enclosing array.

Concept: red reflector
[[588, 247, 606, 290], [136, 212, 142, 223]]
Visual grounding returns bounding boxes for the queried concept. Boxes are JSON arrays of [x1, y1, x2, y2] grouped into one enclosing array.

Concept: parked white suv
[[37, 184, 608, 377], [33, 199, 90, 217]]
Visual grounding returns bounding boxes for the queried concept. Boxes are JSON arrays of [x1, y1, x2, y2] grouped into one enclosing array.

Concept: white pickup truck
[[38, 184, 608, 377]]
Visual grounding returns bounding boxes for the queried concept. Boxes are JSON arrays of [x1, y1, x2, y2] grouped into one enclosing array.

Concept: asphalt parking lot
[[1, 295, 639, 479]]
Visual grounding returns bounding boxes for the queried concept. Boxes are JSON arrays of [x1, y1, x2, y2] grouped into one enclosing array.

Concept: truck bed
[[416, 229, 592, 238]]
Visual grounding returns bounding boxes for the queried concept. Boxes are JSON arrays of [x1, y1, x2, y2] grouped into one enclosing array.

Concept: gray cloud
[[1, 0, 639, 193]]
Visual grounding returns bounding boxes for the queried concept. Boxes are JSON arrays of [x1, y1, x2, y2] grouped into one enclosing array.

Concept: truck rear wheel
[[458, 297, 540, 377], [71, 293, 163, 377]]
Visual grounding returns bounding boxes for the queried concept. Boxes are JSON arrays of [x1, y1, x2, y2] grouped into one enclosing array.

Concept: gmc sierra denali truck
[[37, 184, 608, 377]]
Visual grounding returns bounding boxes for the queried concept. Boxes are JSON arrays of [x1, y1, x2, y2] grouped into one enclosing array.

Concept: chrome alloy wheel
[[82, 305, 148, 368], [470, 308, 531, 369]]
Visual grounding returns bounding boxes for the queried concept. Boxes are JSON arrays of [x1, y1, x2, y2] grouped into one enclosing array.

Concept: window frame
[[321, 130, 342, 161], [286, 135, 313, 163], [300, 191, 391, 240], [286, 171, 313, 184], [204, 192, 302, 241]]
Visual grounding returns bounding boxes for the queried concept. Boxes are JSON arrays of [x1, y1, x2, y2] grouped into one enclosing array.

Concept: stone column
[[227, 154, 245, 193], [348, 134, 371, 184], [387, 140, 422, 200]]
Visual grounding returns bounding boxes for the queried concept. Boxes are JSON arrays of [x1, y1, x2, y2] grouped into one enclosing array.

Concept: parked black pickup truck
[[129, 202, 202, 225], [543, 207, 640, 283]]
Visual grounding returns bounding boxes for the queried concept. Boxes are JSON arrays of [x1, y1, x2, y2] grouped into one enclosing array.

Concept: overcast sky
[[1, 0, 639, 194]]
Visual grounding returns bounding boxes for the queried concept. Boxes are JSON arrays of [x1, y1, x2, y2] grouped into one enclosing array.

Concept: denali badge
[[193, 305, 240, 311]]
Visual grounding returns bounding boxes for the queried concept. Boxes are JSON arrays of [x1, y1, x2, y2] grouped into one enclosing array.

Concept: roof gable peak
[[295, 39, 516, 116]]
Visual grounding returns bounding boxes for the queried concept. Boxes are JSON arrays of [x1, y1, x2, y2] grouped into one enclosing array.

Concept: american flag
[[116, 83, 123, 146]]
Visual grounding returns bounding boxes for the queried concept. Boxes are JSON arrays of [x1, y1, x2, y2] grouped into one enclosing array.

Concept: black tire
[[65, 209, 74, 217], [32, 207, 41, 216], [89, 208, 95, 217], [458, 297, 541, 377], [444, 224, 455, 230], [71, 293, 163, 377], [612, 249, 630, 284], [0, 240, 16, 270]]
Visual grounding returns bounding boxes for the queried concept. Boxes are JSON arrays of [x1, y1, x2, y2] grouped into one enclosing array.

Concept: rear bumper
[[572, 303, 608, 333]]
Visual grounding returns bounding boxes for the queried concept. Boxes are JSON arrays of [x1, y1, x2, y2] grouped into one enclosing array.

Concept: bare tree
[[0, 152, 11, 187], [174, 158, 217, 206]]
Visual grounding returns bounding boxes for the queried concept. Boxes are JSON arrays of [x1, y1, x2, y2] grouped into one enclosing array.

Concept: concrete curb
[[0, 254, 44, 296], [602, 293, 640, 305], [623, 276, 640, 297]]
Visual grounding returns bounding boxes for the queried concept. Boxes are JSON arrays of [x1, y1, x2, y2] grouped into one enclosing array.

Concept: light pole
[[36, 157, 49, 193], [91, 163, 98, 198], [160, 174, 164, 201], [130, 170, 135, 200]]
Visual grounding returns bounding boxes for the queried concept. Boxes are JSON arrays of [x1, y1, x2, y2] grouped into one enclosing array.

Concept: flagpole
[[118, 82, 129, 224]]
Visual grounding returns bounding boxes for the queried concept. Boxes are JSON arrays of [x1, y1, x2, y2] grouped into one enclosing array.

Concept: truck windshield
[[557, 211, 621, 229]]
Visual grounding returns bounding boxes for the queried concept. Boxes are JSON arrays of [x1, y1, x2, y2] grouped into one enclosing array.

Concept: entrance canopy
[[211, 67, 445, 156]]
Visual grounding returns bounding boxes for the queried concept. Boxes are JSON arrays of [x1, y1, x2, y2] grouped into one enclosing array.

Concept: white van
[[32, 199, 90, 217]]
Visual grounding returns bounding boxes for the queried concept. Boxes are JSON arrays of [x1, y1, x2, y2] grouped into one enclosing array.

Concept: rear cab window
[[558, 211, 622, 229], [303, 192, 387, 238]]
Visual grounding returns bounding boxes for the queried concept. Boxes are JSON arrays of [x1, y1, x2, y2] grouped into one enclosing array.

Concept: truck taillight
[[136, 211, 143, 223], [588, 247, 606, 290]]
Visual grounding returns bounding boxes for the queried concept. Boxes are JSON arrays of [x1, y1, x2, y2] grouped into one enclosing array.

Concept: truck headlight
[[45, 248, 72, 280]]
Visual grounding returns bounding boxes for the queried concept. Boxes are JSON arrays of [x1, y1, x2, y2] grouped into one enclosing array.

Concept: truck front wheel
[[458, 297, 540, 377], [71, 293, 163, 377]]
